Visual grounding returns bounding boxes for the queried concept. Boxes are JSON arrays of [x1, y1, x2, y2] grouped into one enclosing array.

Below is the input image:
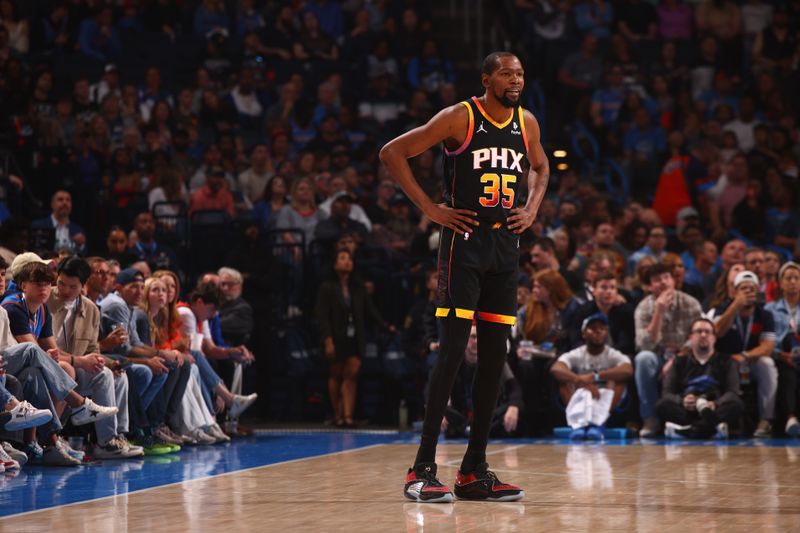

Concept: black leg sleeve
[[460, 320, 511, 474], [414, 316, 472, 467]]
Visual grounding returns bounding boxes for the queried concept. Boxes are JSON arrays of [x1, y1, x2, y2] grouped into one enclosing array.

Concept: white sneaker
[[116, 435, 144, 456], [56, 436, 85, 461], [70, 398, 118, 426], [639, 417, 660, 438], [0, 445, 20, 471], [4, 401, 53, 431], [786, 417, 800, 437], [695, 398, 710, 413], [1, 442, 27, 467], [664, 422, 691, 439], [228, 393, 257, 418], [714, 422, 729, 440], [204, 423, 231, 443], [41, 445, 80, 467], [190, 428, 217, 445], [753, 422, 772, 438]]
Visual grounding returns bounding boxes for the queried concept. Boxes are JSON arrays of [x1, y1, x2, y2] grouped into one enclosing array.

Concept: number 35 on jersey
[[472, 147, 523, 209]]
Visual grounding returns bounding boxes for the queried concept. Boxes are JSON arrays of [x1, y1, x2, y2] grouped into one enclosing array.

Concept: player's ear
[[481, 73, 489, 88]]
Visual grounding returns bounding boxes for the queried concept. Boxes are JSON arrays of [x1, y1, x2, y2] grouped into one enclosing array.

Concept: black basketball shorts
[[435, 222, 519, 326]]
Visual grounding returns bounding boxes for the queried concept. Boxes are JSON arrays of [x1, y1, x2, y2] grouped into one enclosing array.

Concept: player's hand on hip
[[427, 203, 479, 234], [507, 207, 536, 234]]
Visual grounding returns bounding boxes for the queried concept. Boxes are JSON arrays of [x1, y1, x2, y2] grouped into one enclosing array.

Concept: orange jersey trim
[[476, 311, 517, 326], [444, 101, 474, 157], [472, 96, 514, 129]]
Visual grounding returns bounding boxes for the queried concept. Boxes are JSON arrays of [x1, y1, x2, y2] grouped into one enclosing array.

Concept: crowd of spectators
[[0, 252, 257, 471], [0, 0, 798, 449]]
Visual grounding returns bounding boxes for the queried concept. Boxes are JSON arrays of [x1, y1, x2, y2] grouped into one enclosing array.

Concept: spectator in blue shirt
[[590, 66, 626, 129], [407, 39, 455, 95], [78, 7, 121, 62], [194, 0, 230, 36], [624, 107, 667, 161], [304, 0, 345, 42], [574, 0, 614, 39]]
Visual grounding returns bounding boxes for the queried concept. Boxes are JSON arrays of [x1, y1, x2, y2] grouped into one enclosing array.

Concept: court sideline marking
[[0, 443, 386, 521]]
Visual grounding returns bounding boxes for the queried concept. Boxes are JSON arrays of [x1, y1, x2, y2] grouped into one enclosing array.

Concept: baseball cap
[[581, 313, 609, 332], [734, 270, 759, 288], [115, 268, 145, 286], [330, 190, 353, 204], [9, 252, 48, 279], [104, 63, 119, 74], [779, 261, 800, 280], [389, 193, 410, 206], [677, 206, 699, 221]]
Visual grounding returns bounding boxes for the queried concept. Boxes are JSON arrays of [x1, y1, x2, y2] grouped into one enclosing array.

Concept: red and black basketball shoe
[[454, 462, 525, 502], [404, 462, 454, 503]]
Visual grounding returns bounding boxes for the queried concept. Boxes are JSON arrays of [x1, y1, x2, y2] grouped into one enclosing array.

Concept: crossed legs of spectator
[[2, 343, 118, 465]]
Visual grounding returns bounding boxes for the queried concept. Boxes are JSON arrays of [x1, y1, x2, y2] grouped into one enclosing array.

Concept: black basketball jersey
[[442, 96, 529, 224]]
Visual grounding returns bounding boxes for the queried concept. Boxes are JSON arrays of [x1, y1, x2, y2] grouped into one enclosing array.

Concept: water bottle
[[398, 400, 409, 431], [518, 340, 534, 361], [739, 359, 750, 385]]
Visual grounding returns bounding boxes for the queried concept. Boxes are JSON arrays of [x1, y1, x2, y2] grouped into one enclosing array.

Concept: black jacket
[[662, 353, 740, 405], [315, 277, 386, 359]]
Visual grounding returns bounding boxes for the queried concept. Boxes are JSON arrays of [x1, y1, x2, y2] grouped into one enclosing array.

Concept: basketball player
[[380, 52, 549, 503]]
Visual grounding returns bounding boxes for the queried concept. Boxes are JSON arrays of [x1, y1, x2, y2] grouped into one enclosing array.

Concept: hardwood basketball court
[[2, 433, 800, 532]]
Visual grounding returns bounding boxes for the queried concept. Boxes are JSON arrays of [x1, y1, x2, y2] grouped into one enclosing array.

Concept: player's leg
[[453, 236, 524, 502], [415, 315, 473, 466], [405, 226, 479, 503], [460, 318, 509, 474]]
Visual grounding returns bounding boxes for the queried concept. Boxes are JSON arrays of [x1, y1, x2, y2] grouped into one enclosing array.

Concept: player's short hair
[[482, 51, 517, 76]]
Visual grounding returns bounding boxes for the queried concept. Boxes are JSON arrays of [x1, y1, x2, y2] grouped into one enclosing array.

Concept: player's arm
[[379, 105, 479, 235], [508, 110, 549, 234]]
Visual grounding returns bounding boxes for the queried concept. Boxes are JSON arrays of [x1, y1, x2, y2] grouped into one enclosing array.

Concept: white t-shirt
[[557, 345, 630, 375], [177, 306, 211, 341], [0, 306, 18, 350]]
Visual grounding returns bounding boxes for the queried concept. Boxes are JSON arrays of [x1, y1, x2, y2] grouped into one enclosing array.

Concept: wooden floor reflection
[[5, 443, 800, 532]]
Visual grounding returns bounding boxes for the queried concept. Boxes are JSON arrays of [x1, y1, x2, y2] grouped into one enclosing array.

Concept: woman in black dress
[[316, 249, 394, 426]]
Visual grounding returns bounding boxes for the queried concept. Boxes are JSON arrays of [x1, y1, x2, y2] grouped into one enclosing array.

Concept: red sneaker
[[454, 462, 524, 501], [403, 463, 454, 503]]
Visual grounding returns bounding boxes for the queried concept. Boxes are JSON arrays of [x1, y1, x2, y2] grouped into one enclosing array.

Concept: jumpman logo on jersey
[[477, 121, 488, 134]]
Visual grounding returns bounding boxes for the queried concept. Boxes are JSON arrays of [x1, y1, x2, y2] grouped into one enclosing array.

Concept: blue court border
[[2, 430, 800, 519]]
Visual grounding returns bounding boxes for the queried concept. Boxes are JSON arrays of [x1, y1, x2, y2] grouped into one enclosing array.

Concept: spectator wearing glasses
[[713, 270, 777, 437], [217, 267, 253, 347], [2, 261, 118, 465], [657, 318, 744, 439], [85, 256, 115, 305], [634, 263, 703, 437]]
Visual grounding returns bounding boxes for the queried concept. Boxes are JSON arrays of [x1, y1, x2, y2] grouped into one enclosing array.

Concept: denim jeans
[[192, 350, 222, 413], [126, 363, 168, 410], [2, 342, 77, 434], [2, 342, 77, 402], [0, 375, 11, 407], [635, 350, 663, 420], [75, 367, 118, 445]]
